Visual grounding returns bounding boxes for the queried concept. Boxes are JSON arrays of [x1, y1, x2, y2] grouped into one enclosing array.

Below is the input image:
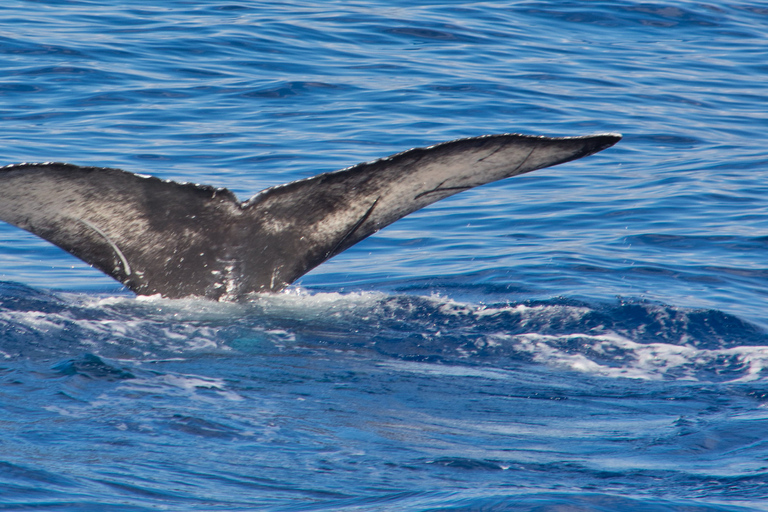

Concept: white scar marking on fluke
[[77, 218, 132, 276], [223, 262, 237, 301]]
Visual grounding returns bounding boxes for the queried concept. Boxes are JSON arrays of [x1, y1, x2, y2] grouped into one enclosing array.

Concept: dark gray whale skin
[[0, 133, 620, 301]]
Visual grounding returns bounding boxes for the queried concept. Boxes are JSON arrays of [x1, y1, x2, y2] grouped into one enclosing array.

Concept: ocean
[[0, 1, 767, 510]]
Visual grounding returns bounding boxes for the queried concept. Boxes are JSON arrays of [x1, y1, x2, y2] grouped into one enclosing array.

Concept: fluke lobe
[[0, 133, 620, 301]]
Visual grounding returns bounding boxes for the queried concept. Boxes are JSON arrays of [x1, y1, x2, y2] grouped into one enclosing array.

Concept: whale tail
[[0, 133, 620, 300]]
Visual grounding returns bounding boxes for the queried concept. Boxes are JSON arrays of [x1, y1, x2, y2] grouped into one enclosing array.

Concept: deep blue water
[[1, 1, 767, 510]]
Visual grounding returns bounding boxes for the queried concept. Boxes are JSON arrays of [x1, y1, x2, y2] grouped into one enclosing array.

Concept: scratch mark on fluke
[[414, 180, 473, 200], [327, 197, 380, 259], [77, 218, 132, 277]]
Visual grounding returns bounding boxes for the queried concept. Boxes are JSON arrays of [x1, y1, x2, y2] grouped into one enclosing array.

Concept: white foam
[[488, 331, 768, 382], [113, 371, 245, 403], [6, 289, 766, 383], [376, 360, 514, 381]]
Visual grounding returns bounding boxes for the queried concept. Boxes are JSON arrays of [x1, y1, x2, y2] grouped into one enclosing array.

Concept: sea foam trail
[[1, 285, 765, 383]]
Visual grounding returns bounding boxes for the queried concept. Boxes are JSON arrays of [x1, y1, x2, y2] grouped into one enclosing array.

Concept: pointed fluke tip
[[586, 132, 622, 151], [558, 132, 621, 161]]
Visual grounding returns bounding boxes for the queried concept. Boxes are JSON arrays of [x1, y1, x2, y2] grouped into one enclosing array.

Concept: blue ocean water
[[1, 1, 767, 510]]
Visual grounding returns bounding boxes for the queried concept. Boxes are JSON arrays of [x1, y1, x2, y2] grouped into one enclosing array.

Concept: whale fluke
[[0, 133, 620, 300]]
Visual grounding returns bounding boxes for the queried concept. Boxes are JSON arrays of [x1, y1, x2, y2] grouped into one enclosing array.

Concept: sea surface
[[0, 1, 767, 510]]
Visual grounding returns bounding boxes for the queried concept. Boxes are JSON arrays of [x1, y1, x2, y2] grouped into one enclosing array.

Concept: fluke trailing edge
[[0, 133, 620, 300]]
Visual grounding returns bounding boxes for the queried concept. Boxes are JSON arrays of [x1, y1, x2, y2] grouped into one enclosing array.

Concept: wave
[[0, 281, 765, 384]]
